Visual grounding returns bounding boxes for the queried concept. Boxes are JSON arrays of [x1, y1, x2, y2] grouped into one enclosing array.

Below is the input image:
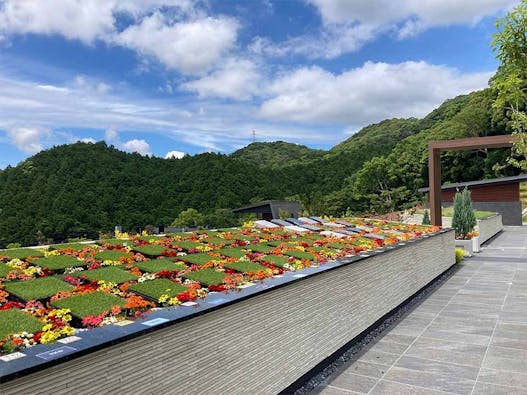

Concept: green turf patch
[[0, 309, 43, 341], [138, 235, 165, 242], [94, 250, 132, 261], [181, 269, 228, 286], [328, 242, 349, 249], [129, 279, 187, 301], [248, 244, 274, 254], [0, 263, 17, 278], [180, 253, 215, 266], [260, 255, 290, 268], [217, 248, 248, 259], [171, 240, 204, 251], [73, 267, 138, 284], [204, 237, 232, 245], [30, 255, 85, 270], [134, 259, 188, 273], [52, 292, 126, 318], [50, 243, 93, 251], [133, 245, 173, 257], [283, 250, 316, 261], [0, 248, 45, 260], [234, 234, 259, 242], [225, 261, 268, 273], [98, 239, 133, 247], [266, 241, 285, 247], [5, 277, 74, 301]]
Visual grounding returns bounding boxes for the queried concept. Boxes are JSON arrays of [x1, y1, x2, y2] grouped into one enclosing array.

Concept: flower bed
[[0, 218, 441, 361]]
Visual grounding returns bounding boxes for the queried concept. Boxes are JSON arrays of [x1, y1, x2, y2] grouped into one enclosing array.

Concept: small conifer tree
[[422, 209, 430, 225], [452, 187, 476, 239]]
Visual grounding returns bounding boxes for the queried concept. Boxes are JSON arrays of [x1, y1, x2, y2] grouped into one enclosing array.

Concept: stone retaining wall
[[477, 214, 503, 244], [0, 231, 454, 395]]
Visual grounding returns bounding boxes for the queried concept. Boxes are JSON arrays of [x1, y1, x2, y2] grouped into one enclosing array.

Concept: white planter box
[[455, 238, 474, 256]]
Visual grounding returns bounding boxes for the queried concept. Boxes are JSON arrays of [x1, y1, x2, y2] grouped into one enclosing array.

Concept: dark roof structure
[[231, 200, 301, 220], [418, 174, 527, 193]]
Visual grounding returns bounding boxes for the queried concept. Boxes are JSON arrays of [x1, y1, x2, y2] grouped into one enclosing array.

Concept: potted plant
[[452, 188, 478, 255]]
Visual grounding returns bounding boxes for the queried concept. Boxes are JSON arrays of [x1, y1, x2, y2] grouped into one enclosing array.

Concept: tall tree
[[491, 0, 527, 169]]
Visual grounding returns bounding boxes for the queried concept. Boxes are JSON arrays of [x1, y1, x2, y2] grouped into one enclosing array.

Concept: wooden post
[[428, 146, 442, 226]]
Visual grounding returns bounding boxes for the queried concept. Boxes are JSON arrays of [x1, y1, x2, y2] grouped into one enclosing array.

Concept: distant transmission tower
[[252, 130, 256, 143]]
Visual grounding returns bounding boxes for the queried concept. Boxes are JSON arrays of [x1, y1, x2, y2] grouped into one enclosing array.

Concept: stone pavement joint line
[[313, 226, 527, 395]]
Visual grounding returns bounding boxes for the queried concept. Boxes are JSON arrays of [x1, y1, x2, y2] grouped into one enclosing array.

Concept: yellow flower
[[44, 250, 59, 257], [42, 324, 53, 332], [158, 294, 169, 304]]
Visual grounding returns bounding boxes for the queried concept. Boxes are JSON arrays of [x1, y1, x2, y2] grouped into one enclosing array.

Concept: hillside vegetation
[[0, 87, 518, 247]]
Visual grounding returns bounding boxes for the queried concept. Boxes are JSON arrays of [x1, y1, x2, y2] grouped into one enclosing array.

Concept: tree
[[491, 0, 527, 169], [451, 188, 477, 239], [422, 210, 430, 225], [171, 208, 204, 229]]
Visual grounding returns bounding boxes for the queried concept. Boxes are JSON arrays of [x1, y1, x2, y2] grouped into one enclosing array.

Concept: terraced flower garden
[[0, 218, 439, 355]]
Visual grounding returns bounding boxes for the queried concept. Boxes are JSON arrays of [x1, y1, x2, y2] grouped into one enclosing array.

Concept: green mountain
[[0, 88, 517, 247], [231, 141, 324, 168]]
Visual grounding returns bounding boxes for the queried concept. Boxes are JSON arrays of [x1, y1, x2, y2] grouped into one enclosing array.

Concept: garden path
[[314, 226, 527, 395]]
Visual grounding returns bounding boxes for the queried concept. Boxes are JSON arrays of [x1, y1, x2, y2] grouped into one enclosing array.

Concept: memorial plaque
[[0, 352, 26, 362], [180, 301, 198, 307], [57, 336, 82, 344], [114, 320, 133, 326], [36, 346, 77, 361], [141, 318, 169, 327]]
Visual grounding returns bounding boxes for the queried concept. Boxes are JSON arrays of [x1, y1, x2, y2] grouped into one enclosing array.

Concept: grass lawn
[[52, 292, 127, 318], [248, 244, 274, 254], [133, 245, 173, 257], [172, 240, 203, 251], [417, 208, 496, 219], [98, 239, 133, 247], [181, 269, 228, 286], [30, 255, 85, 270], [0, 248, 44, 260], [73, 266, 139, 284], [180, 253, 215, 266], [134, 259, 188, 273], [129, 279, 187, 300], [94, 250, 132, 261], [50, 243, 93, 251], [0, 309, 43, 340], [283, 250, 316, 261], [0, 263, 17, 278], [225, 261, 269, 273], [328, 242, 349, 249], [260, 255, 290, 268], [217, 248, 248, 259], [204, 237, 232, 245], [5, 277, 74, 301]]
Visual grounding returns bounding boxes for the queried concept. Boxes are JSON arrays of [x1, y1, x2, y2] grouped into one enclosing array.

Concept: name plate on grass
[[36, 346, 77, 361], [0, 352, 26, 362], [58, 336, 82, 344], [141, 318, 169, 327], [237, 282, 255, 289], [180, 301, 198, 307]]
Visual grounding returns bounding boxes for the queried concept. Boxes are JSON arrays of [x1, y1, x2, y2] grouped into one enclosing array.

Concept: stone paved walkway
[[315, 226, 527, 395]]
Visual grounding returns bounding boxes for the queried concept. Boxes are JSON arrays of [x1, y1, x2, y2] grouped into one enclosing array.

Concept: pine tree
[[452, 187, 476, 239], [422, 210, 430, 225]]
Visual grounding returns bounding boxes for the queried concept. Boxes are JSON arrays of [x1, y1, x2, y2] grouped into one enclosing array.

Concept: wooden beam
[[429, 135, 516, 151], [427, 134, 515, 227]]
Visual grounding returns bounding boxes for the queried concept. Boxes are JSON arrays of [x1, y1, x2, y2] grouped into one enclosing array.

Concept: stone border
[[0, 230, 454, 394], [477, 213, 503, 245]]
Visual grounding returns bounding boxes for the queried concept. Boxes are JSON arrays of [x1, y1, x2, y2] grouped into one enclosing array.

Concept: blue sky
[[0, 0, 519, 168]]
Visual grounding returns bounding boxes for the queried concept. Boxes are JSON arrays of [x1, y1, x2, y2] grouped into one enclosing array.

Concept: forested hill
[[0, 87, 518, 247]]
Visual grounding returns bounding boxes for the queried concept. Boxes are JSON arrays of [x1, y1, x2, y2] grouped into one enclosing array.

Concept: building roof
[[231, 200, 300, 213], [418, 174, 527, 193]]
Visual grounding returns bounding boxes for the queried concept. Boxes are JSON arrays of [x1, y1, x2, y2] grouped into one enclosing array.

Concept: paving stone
[[405, 337, 487, 367], [370, 380, 447, 394], [357, 349, 400, 366], [368, 340, 409, 355], [317, 385, 361, 394], [472, 381, 526, 395], [343, 361, 390, 379], [482, 346, 527, 373], [478, 368, 527, 389], [329, 372, 378, 394]]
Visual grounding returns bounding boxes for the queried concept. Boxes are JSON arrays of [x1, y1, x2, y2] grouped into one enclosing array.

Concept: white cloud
[[105, 128, 119, 142], [181, 58, 260, 100], [116, 12, 239, 75], [79, 137, 97, 144], [255, 0, 516, 59], [5, 126, 49, 154], [260, 61, 492, 124], [0, 1, 238, 75], [165, 150, 185, 159], [0, 0, 116, 44], [122, 139, 151, 155]]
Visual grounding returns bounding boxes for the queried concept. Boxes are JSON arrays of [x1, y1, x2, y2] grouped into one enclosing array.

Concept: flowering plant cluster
[[0, 217, 439, 355]]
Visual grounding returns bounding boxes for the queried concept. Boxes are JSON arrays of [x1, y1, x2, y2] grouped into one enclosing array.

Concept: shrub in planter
[[452, 188, 477, 239], [422, 210, 430, 225]]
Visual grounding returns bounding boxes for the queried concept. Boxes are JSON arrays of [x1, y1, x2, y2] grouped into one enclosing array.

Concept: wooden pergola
[[428, 135, 516, 226]]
